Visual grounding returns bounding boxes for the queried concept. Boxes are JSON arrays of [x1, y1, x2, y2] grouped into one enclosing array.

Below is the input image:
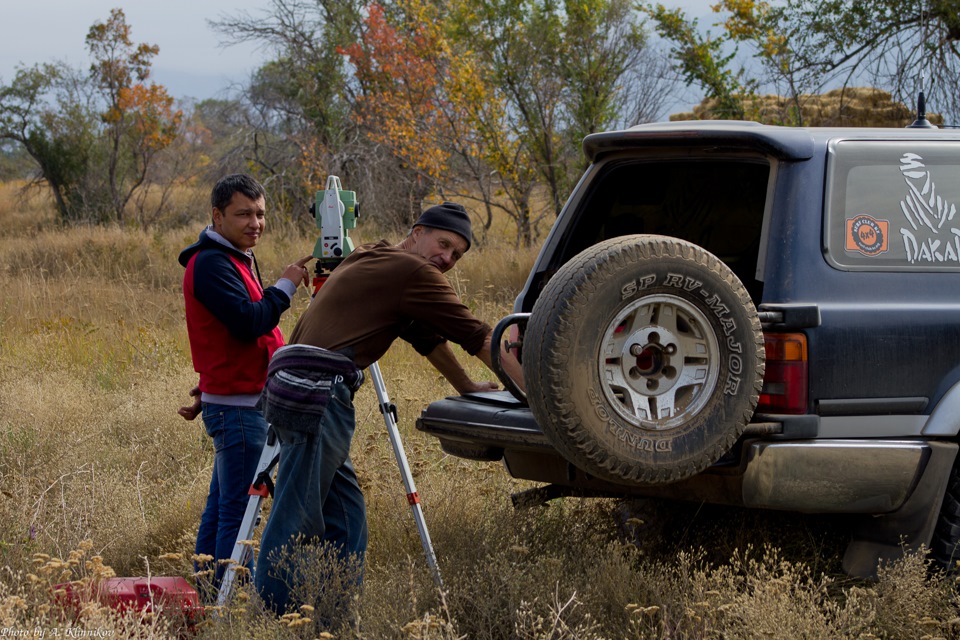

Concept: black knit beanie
[[413, 202, 472, 251]]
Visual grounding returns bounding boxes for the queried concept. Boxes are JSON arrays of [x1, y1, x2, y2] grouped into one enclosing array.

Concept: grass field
[[0, 181, 958, 639]]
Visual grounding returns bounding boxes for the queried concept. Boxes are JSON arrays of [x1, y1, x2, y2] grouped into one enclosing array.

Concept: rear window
[[556, 158, 771, 303], [825, 140, 960, 271]]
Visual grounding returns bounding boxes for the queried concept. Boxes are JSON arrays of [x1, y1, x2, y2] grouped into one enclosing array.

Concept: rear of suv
[[416, 120, 960, 577]]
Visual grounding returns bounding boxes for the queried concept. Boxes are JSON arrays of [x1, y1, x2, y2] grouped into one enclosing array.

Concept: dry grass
[[1, 183, 959, 639]]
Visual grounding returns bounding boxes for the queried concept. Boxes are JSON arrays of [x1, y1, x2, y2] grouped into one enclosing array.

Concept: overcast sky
[[2, 0, 719, 103], [2, 0, 272, 101]]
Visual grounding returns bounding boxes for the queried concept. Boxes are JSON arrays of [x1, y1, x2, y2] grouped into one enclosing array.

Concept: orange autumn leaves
[[339, 1, 497, 181]]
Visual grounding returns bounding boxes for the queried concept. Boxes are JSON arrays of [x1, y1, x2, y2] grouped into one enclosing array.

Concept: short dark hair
[[211, 174, 265, 211]]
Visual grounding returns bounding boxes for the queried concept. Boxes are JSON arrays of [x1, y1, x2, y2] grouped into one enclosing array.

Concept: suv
[[416, 120, 960, 577]]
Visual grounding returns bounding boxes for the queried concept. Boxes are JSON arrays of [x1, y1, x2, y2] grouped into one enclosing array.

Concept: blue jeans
[[255, 381, 368, 615], [195, 404, 267, 596]]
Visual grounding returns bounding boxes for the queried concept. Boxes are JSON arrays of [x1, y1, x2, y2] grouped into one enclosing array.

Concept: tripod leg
[[216, 433, 281, 608], [368, 362, 443, 588]]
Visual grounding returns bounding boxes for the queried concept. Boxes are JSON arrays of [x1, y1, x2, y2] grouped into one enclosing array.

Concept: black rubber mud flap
[[523, 235, 765, 485]]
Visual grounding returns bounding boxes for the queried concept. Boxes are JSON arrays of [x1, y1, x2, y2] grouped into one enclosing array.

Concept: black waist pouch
[[260, 344, 364, 433]]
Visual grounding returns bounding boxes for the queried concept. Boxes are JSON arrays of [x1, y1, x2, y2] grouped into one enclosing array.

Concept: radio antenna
[[907, 0, 935, 128]]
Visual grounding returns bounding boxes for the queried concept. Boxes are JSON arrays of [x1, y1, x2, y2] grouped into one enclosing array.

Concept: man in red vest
[[178, 173, 312, 598]]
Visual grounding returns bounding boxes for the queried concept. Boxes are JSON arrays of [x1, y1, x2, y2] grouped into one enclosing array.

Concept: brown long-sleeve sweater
[[289, 240, 491, 368]]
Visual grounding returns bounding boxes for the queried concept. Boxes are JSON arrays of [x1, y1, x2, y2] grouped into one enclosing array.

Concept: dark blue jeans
[[195, 404, 267, 596], [254, 381, 368, 615]]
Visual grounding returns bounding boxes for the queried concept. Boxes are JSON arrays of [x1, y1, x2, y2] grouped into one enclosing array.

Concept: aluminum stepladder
[[216, 360, 443, 606]]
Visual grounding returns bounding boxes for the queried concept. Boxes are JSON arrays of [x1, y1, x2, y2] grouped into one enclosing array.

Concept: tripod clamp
[[378, 399, 399, 424], [248, 460, 278, 498]]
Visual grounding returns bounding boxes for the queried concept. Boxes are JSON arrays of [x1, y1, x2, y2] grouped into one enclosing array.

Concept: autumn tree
[[339, 0, 549, 244], [340, 0, 451, 224], [445, 44, 543, 246], [86, 8, 181, 223], [210, 0, 369, 221], [446, 0, 564, 240]]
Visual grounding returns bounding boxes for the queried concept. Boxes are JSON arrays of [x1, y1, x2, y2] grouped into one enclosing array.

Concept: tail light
[[757, 332, 808, 414]]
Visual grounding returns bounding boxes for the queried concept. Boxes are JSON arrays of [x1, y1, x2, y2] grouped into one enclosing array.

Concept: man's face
[[212, 192, 266, 251], [412, 226, 467, 273]]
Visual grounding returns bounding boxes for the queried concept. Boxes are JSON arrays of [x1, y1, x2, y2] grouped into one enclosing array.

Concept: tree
[[0, 10, 180, 224], [443, 41, 538, 244], [647, 0, 960, 125], [86, 8, 181, 223], [447, 0, 564, 238], [645, 3, 760, 120], [558, 0, 670, 156], [210, 0, 369, 223], [450, 0, 663, 228], [340, 1, 450, 223], [0, 63, 101, 221], [334, 0, 549, 244], [769, 0, 960, 123]]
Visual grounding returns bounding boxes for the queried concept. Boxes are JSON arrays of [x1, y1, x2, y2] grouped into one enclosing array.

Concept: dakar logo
[[846, 214, 888, 256]]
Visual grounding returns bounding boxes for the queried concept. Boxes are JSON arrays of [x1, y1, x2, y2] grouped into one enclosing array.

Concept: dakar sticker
[[846, 214, 888, 257]]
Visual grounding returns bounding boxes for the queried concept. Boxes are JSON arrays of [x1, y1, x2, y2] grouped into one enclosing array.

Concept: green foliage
[[649, 0, 960, 124], [559, 0, 651, 152], [0, 9, 181, 225], [645, 3, 759, 120], [0, 64, 98, 221], [439, 0, 661, 245]]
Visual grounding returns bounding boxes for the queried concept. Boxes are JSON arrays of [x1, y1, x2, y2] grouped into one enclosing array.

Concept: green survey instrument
[[312, 175, 358, 289]]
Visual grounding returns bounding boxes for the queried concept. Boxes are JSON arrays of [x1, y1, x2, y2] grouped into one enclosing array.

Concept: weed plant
[[0, 181, 958, 638]]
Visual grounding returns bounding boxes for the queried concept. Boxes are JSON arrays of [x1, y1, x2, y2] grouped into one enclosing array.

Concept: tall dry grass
[[0, 180, 958, 638]]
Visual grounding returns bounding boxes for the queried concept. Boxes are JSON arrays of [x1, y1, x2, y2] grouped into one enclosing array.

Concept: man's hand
[[426, 342, 501, 394], [457, 379, 499, 394], [475, 333, 525, 394], [178, 386, 202, 421], [281, 255, 316, 288]]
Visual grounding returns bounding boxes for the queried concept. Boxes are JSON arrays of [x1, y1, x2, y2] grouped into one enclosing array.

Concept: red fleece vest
[[184, 254, 284, 395]]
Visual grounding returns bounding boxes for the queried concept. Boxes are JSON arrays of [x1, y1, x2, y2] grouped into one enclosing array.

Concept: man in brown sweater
[[254, 201, 522, 616]]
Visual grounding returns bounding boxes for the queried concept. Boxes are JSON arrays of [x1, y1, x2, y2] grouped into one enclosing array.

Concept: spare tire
[[523, 235, 764, 485]]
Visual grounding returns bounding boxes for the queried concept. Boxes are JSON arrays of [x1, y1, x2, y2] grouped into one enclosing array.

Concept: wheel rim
[[599, 294, 720, 429]]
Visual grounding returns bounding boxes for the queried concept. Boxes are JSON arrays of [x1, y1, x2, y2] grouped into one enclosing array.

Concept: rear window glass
[[555, 158, 770, 303], [563, 159, 768, 260], [826, 140, 960, 271]]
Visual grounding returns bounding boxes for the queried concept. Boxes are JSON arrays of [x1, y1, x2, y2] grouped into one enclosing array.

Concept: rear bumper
[[416, 391, 551, 460], [416, 391, 956, 516], [418, 391, 960, 578]]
